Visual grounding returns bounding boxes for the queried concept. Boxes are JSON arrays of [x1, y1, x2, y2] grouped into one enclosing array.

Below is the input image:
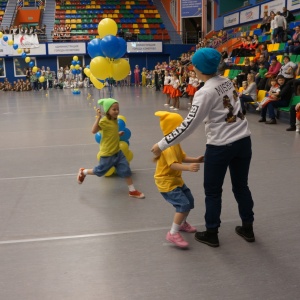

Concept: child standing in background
[[134, 65, 140, 86], [77, 98, 145, 199], [170, 74, 182, 110], [141, 67, 147, 87], [163, 70, 171, 106], [187, 71, 200, 109], [154, 111, 204, 248]]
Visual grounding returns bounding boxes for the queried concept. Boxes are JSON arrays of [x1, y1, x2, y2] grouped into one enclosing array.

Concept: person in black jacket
[[259, 75, 293, 124]]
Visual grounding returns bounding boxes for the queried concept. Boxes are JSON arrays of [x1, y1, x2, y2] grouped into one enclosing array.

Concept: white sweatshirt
[[158, 76, 251, 149]]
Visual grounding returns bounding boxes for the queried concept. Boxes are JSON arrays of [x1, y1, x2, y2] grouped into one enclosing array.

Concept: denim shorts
[[93, 150, 132, 178], [161, 184, 195, 213]]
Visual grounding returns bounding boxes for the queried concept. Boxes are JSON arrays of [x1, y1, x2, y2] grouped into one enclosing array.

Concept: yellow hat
[[155, 111, 183, 135]]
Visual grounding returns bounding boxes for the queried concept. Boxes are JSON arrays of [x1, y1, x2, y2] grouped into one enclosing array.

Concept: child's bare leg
[[173, 212, 189, 227]]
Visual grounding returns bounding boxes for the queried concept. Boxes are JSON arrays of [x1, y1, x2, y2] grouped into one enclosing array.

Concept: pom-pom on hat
[[98, 98, 119, 113], [155, 111, 183, 136], [192, 48, 221, 75]]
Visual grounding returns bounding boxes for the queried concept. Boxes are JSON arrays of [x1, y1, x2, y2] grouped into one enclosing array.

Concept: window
[[14, 57, 37, 77], [57, 56, 85, 70]]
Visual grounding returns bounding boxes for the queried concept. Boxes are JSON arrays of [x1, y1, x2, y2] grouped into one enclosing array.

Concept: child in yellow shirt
[[154, 111, 204, 248]]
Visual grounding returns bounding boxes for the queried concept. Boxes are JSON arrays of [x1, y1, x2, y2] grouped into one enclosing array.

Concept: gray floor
[[0, 86, 300, 300]]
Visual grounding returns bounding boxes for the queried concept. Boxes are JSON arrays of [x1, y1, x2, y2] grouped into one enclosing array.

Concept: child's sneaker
[[169, 106, 174, 109], [173, 108, 179, 111], [256, 107, 261, 111], [180, 222, 197, 233], [166, 232, 189, 248], [129, 190, 145, 199], [77, 168, 85, 184], [164, 103, 169, 106]]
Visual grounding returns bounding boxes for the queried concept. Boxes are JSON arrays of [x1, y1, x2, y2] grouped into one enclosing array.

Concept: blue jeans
[[239, 94, 254, 112], [261, 99, 290, 119], [204, 137, 254, 229]]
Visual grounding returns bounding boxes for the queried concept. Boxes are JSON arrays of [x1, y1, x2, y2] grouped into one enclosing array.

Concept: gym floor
[[0, 86, 299, 300]]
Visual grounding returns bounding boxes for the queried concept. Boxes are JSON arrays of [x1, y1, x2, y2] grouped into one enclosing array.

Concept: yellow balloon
[[118, 115, 127, 124], [75, 64, 80, 70], [105, 166, 116, 177], [125, 150, 133, 162], [17, 48, 22, 54], [84, 68, 91, 77], [32, 66, 38, 73], [97, 18, 118, 38], [111, 59, 130, 81], [25, 57, 31, 63], [70, 65, 75, 70], [0, 32, 3, 38], [90, 75, 104, 90], [8, 40, 14, 46], [90, 56, 112, 79], [73, 56, 78, 61], [39, 76, 45, 83], [119, 141, 129, 155]]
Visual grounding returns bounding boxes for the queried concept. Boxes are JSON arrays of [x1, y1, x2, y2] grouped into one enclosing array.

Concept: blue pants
[[261, 100, 290, 119], [239, 94, 254, 112], [204, 137, 254, 229]]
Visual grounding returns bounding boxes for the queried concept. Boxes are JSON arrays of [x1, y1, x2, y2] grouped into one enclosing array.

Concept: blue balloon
[[86, 65, 90, 69], [72, 69, 77, 75], [29, 61, 34, 67], [76, 60, 80, 65], [95, 132, 102, 143], [115, 38, 127, 59], [76, 69, 81, 74], [3, 36, 8, 42], [120, 128, 131, 142], [118, 119, 126, 131], [21, 52, 27, 58], [100, 35, 120, 58], [72, 60, 77, 66], [36, 71, 41, 77], [87, 38, 104, 58], [13, 44, 18, 50]]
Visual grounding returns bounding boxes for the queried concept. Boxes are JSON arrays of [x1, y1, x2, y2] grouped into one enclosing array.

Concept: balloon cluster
[[95, 115, 133, 177], [71, 55, 82, 95], [0, 32, 21, 52], [83, 18, 129, 90], [0, 33, 46, 85]]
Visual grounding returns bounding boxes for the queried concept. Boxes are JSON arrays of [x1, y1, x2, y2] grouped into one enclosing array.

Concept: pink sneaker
[[166, 232, 189, 248], [179, 222, 197, 233], [129, 190, 145, 199], [77, 168, 85, 184]]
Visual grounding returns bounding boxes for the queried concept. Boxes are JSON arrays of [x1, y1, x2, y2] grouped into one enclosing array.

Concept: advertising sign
[[181, 0, 202, 18]]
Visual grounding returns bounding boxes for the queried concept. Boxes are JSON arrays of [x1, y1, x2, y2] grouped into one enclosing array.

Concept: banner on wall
[[287, 0, 300, 11], [240, 6, 260, 24], [260, 0, 283, 18], [14, 34, 40, 49], [181, 0, 202, 18], [127, 42, 162, 53], [224, 13, 239, 28], [48, 42, 86, 55]]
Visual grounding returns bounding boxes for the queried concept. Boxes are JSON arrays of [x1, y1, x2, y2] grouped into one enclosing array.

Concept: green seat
[[290, 54, 297, 63], [278, 96, 300, 112], [228, 69, 235, 80], [279, 43, 286, 51]]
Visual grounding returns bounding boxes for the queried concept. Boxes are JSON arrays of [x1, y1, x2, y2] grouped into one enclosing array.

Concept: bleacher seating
[[54, 0, 170, 42], [0, 0, 8, 25]]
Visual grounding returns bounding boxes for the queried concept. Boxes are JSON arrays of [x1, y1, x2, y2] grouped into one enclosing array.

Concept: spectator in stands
[[260, 43, 270, 61], [239, 73, 257, 115], [258, 56, 281, 90], [286, 103, 300, 131], [273, 11, 287, 43], [278, 56, 297, 82], [259, 75, 293, 124], [251, 34, 259, 50], [231, 37, 248, 57], [221, 47, 228, 60], [270, 11, 276, 43], [4, 26, 9, 34], [260, 11, 271, 33], [237, 57, 251, 88], [285, 26, 300, 55], [282, 7, 295, 24], [255, 62, 268, 86]]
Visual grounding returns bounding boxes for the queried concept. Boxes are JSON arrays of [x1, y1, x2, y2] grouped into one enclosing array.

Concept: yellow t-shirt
[[99, 117, 120, 157], [154, 144, 186, 193]]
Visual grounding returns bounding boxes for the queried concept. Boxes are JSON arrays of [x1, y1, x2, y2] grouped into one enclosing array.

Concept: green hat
[[98, 98, 119, 113]]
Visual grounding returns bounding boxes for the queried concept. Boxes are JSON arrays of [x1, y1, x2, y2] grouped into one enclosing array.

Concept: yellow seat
[[71, 10, 76, 14], [108, 14, 113, 18], [126, 5, 131, 9], [277, 55, 283, 63], [223, 69, 230, 77], [71, 19, 76, 24], [144, 24, 149, 28], [267, 44, 274, 52], [133, 24, 138, 29], [66, 10, 71, 14], [91, 0, 96, 4], [144, 10, 149, 13], [76, 19, 81, 23], [155, 14, 161, 18], [153, 10, 158, 13], [140, 14, 145, 18], [114, 10, 119, 13], [55, 5, 60, 9], [102, 13, 108, 18], [272, 43, 280, 52], [112, 14, 118, 18], [142, 18, 147, 23], [65, 19, 71, 24], [238, 87, 244, 93], [134, 29, 140, 34], [257, 90, 267, 103], [71, 24, 76, 29]]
